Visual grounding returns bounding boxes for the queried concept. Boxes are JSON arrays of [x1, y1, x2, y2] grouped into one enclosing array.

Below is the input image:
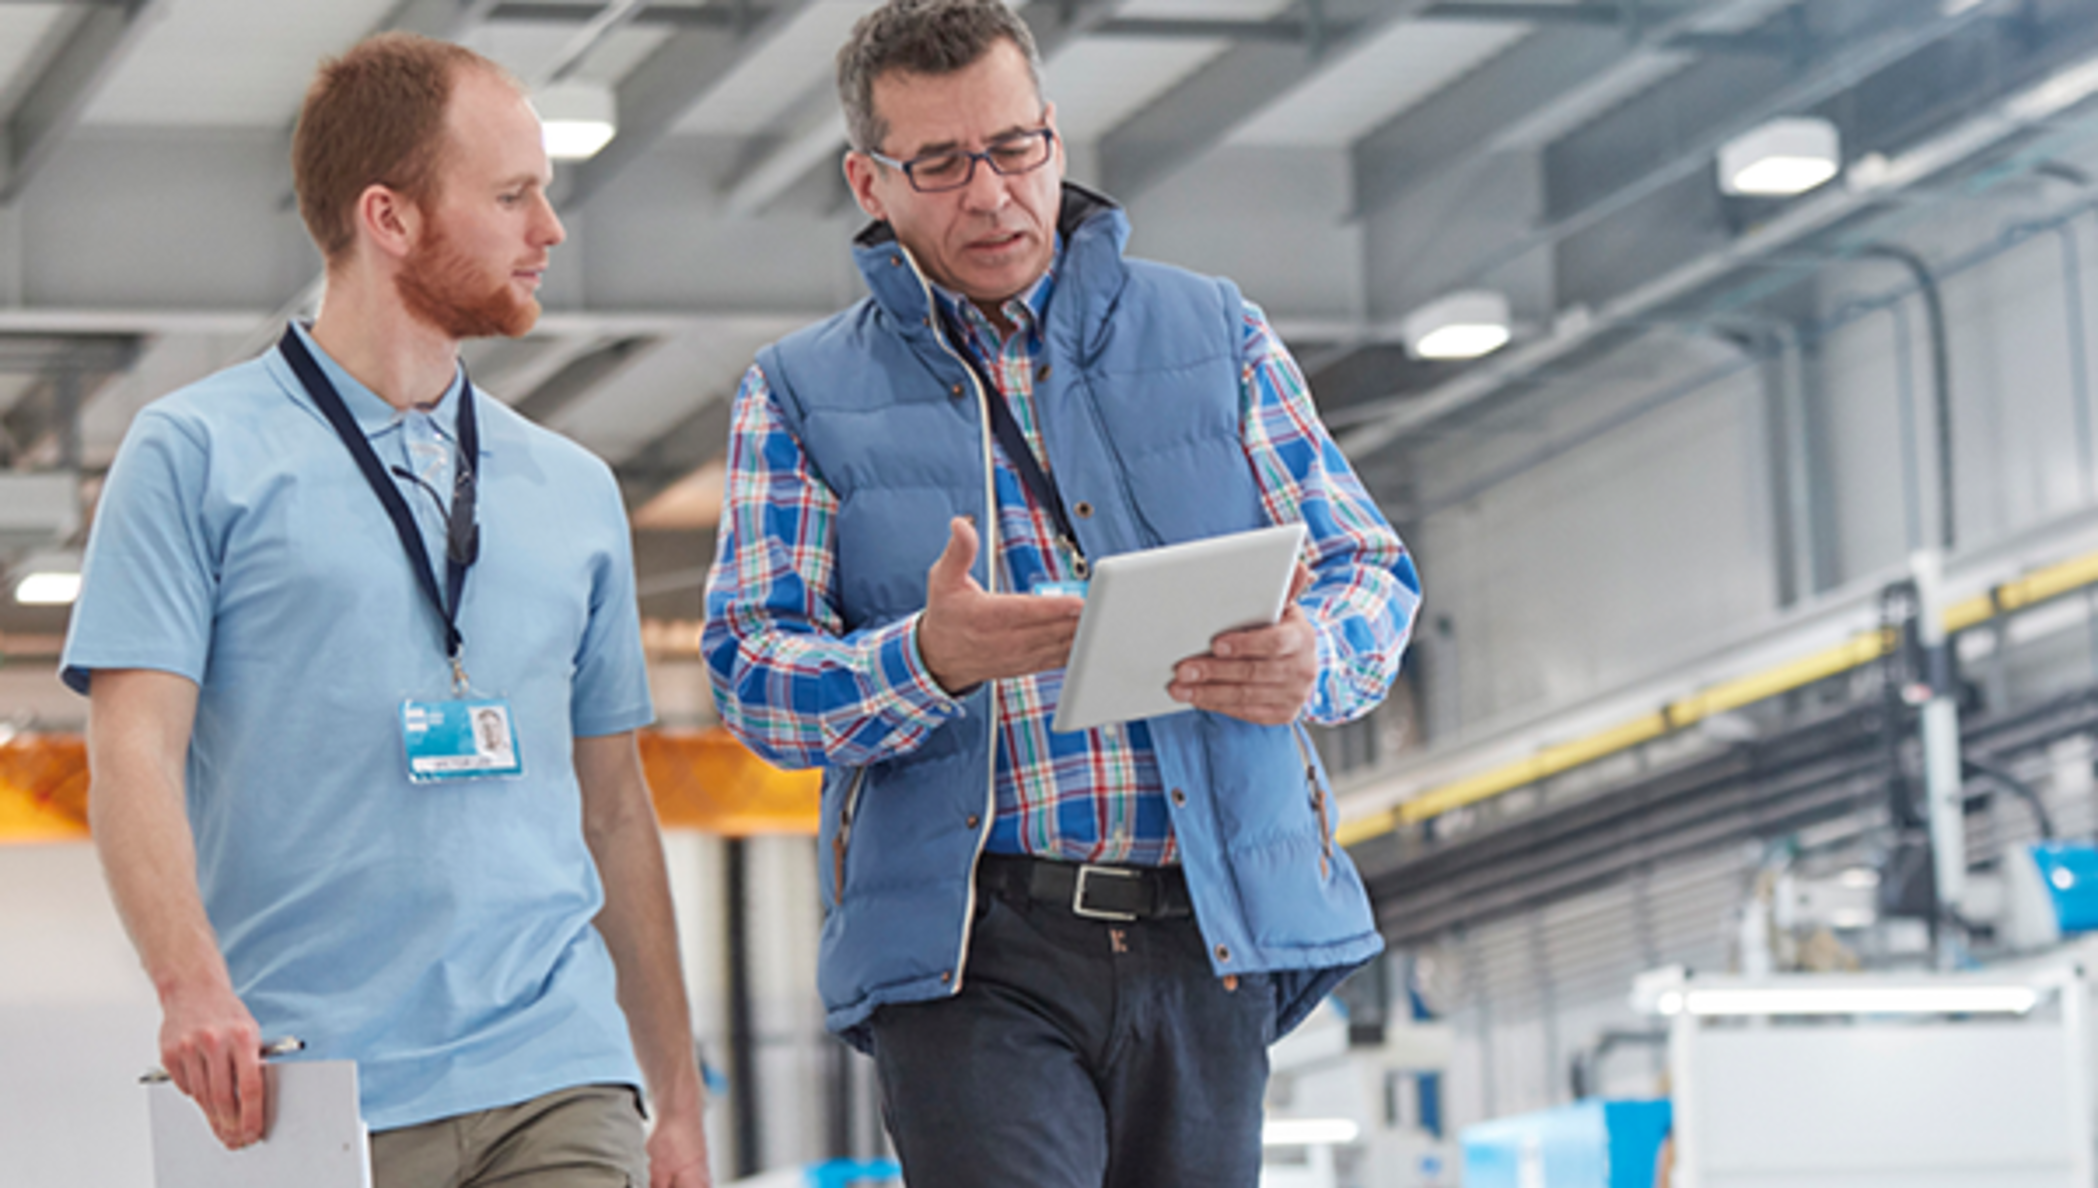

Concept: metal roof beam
[[379, 0, 509, 40], [718, 0, 1121, 218], [615, 394, 734, 509], [0, 0, 165, 204], [1098, 0, 1429, 201], [563, 0, 822, 208], [511, 334, 654, 423]]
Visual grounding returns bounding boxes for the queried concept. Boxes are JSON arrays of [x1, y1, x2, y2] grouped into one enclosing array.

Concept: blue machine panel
[[1462, 1099, 1672, 1188], [2030, 842, 2098, 933]]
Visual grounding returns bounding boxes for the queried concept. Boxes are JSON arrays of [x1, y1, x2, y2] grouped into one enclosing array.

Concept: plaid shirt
[[705, 263, 1418, 866]]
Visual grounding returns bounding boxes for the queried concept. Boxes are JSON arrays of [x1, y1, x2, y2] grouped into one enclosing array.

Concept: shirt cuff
[[871, 613, 965, 726]]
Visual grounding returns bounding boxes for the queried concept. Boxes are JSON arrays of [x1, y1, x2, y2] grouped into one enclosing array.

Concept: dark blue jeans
[[867, 867, 1277, 1188]]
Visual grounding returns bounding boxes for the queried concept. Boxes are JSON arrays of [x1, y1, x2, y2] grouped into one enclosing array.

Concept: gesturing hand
[[1167, 562, 1319, 726], [917, 517, 1084, 695]]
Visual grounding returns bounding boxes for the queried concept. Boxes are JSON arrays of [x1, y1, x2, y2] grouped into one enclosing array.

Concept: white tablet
[[1051, 522, 1307, 734]]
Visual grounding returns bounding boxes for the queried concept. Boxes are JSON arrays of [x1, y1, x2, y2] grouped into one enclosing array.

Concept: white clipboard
[[148, 1060, 370, 1188], [1052, 522, 1307, 733]]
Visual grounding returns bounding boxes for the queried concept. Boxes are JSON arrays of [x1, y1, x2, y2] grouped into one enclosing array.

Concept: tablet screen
[[1051, 523, 1306, 733]]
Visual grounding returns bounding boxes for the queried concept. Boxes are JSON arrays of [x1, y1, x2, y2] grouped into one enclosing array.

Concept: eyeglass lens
[[908, 130, 1053, 192]]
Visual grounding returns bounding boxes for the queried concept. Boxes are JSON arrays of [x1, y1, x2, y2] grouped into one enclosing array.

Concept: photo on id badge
[[401, 696, 524, 783]]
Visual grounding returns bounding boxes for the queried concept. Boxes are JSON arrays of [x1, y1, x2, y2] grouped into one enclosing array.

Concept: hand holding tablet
[[1051, 523, 1309, 733]]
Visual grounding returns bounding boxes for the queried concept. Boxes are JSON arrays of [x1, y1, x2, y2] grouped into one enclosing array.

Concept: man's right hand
[[158, 980, 268, 1149], [917, 517, 1083, 694]]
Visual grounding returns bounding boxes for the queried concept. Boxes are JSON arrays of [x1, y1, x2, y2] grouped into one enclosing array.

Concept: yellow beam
[[1347, 547, 2098, 847]]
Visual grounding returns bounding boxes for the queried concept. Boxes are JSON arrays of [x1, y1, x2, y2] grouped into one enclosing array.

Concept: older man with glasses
[[702, 1, 1420, 1184]]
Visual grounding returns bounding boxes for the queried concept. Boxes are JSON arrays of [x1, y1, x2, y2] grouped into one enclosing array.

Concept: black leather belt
[[978, 853, 1193, 921]]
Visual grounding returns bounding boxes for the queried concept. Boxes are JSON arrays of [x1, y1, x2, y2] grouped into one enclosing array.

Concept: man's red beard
[[395, 217, 540, 340]]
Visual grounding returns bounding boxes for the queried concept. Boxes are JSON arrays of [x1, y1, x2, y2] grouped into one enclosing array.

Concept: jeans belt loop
[[1071, 863, 1142, 922]]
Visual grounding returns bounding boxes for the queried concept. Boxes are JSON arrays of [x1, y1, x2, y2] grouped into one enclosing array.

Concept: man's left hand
[[647, 1104, 713, 1188], [1167, 564, 1318, 726]]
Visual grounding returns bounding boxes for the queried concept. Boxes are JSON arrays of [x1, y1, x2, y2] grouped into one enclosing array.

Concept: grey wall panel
[[1411, 358, 1772, 731]]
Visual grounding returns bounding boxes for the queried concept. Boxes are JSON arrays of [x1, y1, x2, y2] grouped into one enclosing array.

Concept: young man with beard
[[63, 34, 711, 1188], [703, 1, 1419, 1184]]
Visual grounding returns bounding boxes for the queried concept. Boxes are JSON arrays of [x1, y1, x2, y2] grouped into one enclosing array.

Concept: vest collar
[[851, 182, 1130, 359]]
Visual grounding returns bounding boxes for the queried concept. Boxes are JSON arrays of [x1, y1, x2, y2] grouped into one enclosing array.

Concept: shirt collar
[[931, 236, 1061, 348], [279, 320, 468, 441]]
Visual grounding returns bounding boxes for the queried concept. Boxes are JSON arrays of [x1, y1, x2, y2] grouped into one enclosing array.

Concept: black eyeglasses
[[867, 127, 1057, 194]]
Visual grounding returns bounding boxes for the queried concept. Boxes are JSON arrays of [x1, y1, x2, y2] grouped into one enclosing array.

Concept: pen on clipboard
[[139, 1037, 306, 1084]]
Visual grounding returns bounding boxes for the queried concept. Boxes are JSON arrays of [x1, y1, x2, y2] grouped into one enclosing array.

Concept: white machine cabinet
[[1635, 962, 2095, 1188]]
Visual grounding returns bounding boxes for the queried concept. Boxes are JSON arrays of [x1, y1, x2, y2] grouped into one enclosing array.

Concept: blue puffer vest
[[761, 184, 1382, 1048]]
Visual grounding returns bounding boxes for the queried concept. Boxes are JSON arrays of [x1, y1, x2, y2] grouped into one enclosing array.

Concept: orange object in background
[[640, 728, 821, 836], [0, 728, 816, 844], [0, 734, 90, 842]]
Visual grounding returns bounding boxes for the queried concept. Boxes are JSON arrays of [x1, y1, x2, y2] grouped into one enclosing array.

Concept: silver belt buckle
[[1071, 864, 1140, 921]]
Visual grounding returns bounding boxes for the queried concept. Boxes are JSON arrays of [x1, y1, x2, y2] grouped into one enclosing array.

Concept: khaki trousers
[[369, 1083, 647, 1188]]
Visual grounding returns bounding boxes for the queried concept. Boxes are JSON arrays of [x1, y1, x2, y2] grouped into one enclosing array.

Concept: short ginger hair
[[291, 32, 516, 262]]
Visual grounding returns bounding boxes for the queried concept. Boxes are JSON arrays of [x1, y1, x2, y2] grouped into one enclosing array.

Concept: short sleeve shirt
[[61, 324, 654, 1130]]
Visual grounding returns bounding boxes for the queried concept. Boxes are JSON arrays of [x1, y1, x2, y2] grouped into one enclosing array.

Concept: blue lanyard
[[278, 325, 481, 678], [934, 305, 1089, 577]]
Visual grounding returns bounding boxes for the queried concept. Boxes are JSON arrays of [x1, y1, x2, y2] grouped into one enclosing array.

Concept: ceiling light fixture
[[1717, 116, 1841, 197], [536, 80, 617, 161], [12, 550, 83, 607], [1401, 290, 1512, 361]]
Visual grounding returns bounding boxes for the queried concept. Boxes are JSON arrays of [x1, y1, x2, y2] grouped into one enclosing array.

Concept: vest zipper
[[1291, 722, 1332, 879], [831, 766, 869, 908], [897, 245, 1003, 995]]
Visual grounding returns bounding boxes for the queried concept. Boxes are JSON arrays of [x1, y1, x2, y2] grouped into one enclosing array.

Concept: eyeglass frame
[[863, 126, 1059, 194]]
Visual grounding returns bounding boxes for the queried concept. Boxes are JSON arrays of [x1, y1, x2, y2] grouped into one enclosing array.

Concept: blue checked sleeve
[[1239, 302, 1422, 724], [702, 364, 964, 769]]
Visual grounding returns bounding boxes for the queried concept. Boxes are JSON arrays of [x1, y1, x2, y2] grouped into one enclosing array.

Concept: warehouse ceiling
[[5, 0, 2098, 642]]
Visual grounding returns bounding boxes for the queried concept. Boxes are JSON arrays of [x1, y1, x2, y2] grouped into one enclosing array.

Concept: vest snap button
[[1170, 787, 1187, 806], [1037, 363, 1053, 382], [890, 255, 902, 266], [1215, 945, 1231, 963], [1074, 501, 1094, 519], [966, 813, 981, 829], [950, 383, 964, 399], [939, 969, 953, 984], [1223, 974, 1240, 992]]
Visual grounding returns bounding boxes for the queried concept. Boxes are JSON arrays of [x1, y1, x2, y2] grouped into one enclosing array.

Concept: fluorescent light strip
[[1727, 156, 1839, 196], [1414, 324, 1512, 360], [13, 571, 81, 606], [1262, 1118, 1361, 1147], [1659, 985, 2040, 1017], [544, 121, 616, 160]]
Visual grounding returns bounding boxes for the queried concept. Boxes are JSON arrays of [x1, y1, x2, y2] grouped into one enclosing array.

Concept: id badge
[[1032, 579, 1088, 597], [401, 697, 524, 783]]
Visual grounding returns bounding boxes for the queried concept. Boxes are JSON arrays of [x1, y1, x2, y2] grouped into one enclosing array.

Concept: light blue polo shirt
[[63, 323, 653, 1131]]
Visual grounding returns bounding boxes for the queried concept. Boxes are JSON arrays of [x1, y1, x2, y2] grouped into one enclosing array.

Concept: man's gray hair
[[837, 0, 1044, 155]]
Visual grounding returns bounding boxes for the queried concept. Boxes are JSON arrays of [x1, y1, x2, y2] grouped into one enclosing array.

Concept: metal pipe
[[1963, 756, 2057, 839], [1468, 10, 1986, 284], [1340, 33, 2098, 460], [724, 838, 760, 1177], [2059, 222, 2096, 503], [538, 0, 648, 85], [1888, 301, 1927, 552], [54, 369, 81, 473], [825, 1037, 852, 1159], [1909, 550, 1966, 968], [1860, 246, 1956, 551]]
